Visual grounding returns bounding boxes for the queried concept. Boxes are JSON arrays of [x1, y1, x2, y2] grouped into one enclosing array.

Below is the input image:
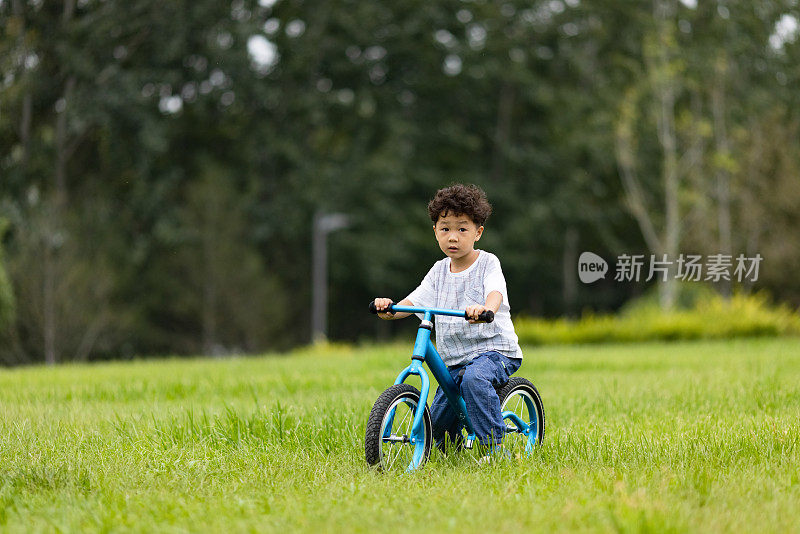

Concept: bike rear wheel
[[365, 384, 432, 471], [498, 377, 545, 456]]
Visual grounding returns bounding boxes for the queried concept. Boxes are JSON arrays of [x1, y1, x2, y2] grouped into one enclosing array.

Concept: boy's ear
[[476, 225, 484, 240]]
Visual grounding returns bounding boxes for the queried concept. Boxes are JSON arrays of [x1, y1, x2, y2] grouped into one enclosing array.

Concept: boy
[[373, 184, 523, 455]]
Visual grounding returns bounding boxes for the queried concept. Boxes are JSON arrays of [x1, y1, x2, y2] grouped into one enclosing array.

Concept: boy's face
[[433, 211, 483, 261]]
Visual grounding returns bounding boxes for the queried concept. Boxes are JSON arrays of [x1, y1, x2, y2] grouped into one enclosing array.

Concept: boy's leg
[[459, 351, 521, 447], [430, 386, 463, 452]]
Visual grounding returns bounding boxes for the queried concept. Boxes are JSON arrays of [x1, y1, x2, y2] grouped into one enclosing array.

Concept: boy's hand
[[374, 298, 395, 319], [466, 304, 488, 323]]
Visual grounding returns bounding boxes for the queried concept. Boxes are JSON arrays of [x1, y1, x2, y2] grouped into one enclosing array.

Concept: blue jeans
[[430, 351, 522, 447]]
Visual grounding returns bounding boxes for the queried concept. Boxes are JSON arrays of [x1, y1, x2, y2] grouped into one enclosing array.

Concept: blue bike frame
[[382, 304, 537, 470], [390, 306, 479, 451]]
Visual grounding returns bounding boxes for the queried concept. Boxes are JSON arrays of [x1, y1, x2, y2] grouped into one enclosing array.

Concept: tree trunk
[[43, 228, 57, 365], [562, 227, 579, 318], [615, 93, 663, 255], [20, 95, 32, 167], [489, 82, 515, 183], [43, 74, 76, 365], [11, 0, 32, 168], [63, 0, 76, 21], [654, 0, 679, 310], [42, 0, 78, 358], [202, 191, 218, 356], [658, 85, 678, 311], [712, 55, 732, 298], [54, 77, 76, 205]]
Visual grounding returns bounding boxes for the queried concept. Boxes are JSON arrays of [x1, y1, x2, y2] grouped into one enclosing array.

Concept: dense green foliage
[[517, 290, 800, 344], [1, 0, 799, 362], [0, 339, 799, 531], [0, 219, 14, 331]]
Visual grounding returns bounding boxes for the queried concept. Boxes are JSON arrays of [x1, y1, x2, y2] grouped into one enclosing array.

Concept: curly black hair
[[427, 184, 492, 226]]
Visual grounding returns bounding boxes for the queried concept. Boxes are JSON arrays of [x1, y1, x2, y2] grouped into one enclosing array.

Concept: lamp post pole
[[311, 211, 350, 343]]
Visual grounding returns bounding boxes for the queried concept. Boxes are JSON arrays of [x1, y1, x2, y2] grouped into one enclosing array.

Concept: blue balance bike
[[365, 301, 545, 471]]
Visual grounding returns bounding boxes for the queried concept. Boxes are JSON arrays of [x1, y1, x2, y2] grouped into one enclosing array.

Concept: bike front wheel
[[365, 384, 432, 472], [498, 377, 545, 456]]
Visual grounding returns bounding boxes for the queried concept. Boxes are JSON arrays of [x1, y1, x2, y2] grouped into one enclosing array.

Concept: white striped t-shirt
[[405, 250, 522, 367]]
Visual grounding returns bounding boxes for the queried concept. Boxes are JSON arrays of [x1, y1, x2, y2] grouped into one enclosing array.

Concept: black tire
[[365, 384, 432, 471], [497, 377, 545, 454]]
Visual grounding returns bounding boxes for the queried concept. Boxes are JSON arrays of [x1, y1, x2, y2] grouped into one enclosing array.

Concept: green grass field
[[1, 338, 799, 532]]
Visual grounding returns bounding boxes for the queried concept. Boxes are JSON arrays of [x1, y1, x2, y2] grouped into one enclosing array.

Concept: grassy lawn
[[1, 338, 799, 532]]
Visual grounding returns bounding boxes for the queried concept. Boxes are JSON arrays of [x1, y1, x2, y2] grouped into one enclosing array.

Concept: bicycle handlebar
[[369, 301, 495, 323], [368, 300, 396, 315]]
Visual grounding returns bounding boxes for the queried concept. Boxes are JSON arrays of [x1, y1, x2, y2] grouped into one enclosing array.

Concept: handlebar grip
[[474, 310, 494, 323], [369, 300, 395, 315], [464, 310, 495, 323]]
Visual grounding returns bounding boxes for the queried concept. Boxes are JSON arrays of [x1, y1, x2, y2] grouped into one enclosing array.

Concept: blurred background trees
[[1, 0, 798, 363]]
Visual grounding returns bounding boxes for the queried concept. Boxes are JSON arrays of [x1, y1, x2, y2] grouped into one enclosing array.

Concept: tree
[[0, 218, 15, 335]]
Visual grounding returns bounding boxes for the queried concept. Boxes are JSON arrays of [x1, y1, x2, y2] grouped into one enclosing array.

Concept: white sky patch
[[337, 88, 354, 105], [263, 18, 280, 35], [548, 0, 565, 14], [769, 14, 799, 50], [467, 23, 487, 50], [258, 0, 277, 7], [562, 22, 579, 36], [181, 83, 197, 102], [209, 69, 226, 87], [364, 45, 386, 61], [286, 19, 306, 38], [456, 9, 472, 23], [678, 0, 697, 9], [25, 53, 39, 70], [159, 95, 183, 114], [248, 35, 279, 73], [434, 29, 456, 48], [443, 54, 462, 76], [316, 78, 332, 92], [217, 32, 233, 49]]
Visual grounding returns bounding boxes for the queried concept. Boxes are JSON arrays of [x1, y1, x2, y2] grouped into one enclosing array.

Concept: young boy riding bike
[[373, 184, 523, 457]]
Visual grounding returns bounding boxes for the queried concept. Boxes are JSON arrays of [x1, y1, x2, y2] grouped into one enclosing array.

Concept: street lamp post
[[311, 211, 350, 343]]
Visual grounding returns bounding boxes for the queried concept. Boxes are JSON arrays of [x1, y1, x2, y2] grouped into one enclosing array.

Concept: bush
[[515, 289, 800, 345]]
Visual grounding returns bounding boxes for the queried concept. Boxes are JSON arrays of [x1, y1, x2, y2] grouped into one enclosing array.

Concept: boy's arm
[[386, 262, 437, 320], [465, 291, 502, 323], [374, 298, 415, 320], [466, 255, 509, 323]]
